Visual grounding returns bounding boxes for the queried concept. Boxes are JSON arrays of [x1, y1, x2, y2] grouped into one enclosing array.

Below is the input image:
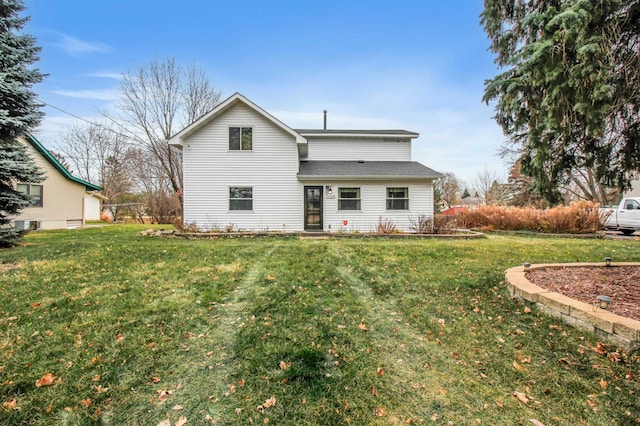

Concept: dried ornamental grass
[[452, 201, 602, 233]]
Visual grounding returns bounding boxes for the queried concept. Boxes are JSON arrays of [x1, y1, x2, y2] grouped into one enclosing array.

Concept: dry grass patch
[[453, 200, 603, 233]]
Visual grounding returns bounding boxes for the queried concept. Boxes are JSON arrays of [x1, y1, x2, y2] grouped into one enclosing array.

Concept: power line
[[36, 99, 150, 146]]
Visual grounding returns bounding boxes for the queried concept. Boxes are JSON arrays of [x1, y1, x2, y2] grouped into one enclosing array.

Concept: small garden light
[[597, 295, 612, 310], [604, 257, 612, 267], [523, 262, 531, 273]]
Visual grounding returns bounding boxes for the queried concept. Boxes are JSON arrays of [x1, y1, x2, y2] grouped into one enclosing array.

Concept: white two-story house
[[168, 93, 441, 232]]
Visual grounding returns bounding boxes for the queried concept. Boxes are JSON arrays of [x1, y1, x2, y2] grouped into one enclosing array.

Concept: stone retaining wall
[[505, 263, 640, 350]]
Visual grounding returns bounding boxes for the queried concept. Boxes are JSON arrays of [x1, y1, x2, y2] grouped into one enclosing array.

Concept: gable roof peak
[[168, 92, 306, 146]]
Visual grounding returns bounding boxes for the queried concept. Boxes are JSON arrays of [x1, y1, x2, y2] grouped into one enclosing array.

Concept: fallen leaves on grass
[[3, 398, 18, 410], [176, 417, 187, 426], [513, 391, 530, 405], [257, 396, 276, 413], [376, 367, 384, 376], [358, 322, 368, 332], [374, 407, 387, 417], [266, 274, 276, 281], [279, 361, 291, 371], [79, 398, 91, 408], [35, 372, 56, 388], [529, 420, 545, 426], [157, 390, 175, 402], [95, 385, 109, 394]]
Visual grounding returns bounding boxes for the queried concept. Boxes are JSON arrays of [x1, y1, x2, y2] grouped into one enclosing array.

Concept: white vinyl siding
[[182, 102, 303, 231], [306, 138, 411, 161], [305, 180, 435, 232]]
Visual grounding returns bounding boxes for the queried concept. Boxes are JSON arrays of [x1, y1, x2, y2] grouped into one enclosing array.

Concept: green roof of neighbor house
[[25, 134, 103, 191]]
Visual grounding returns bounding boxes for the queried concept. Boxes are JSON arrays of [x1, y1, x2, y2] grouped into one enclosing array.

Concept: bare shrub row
[[451, 200, 603, 233]]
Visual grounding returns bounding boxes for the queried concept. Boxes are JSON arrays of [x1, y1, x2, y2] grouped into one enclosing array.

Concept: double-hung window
[[229, 127, 252, 151], [16, 183, 43, 207], [229, 187, 253, 210], [338, 187, 361, 210], [386, 187, 408, 210]]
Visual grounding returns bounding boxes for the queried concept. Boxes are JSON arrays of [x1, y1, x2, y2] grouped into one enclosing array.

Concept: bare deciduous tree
[[473, 166, 502, 205], [434, 172, 461, 210], [560, 168, 621, 206], [115, 57, 222, 207], [57, 123, 138, 214]]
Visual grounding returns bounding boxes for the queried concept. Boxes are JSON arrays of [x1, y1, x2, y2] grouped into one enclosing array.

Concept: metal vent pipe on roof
[[323, 110, 327, 130]]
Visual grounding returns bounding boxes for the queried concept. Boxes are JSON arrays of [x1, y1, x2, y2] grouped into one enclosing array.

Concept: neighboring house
[[458, 196, 484, 208], [624, 173, 640, 198], [168, 93, 442, 232], [14, 134, 103, 230]]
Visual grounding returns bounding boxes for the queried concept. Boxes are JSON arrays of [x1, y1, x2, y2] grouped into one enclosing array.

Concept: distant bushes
[[450, 200, 603, 233]]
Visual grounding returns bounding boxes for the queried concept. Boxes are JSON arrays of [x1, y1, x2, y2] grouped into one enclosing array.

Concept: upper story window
[[229, 127, 252, 151], [386, 187, 408, 210], [338, 187, 361, 210], [16, 183, 43, 207]]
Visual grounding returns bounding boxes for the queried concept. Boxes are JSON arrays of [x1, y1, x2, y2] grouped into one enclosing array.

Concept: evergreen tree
[[0, 0, 46, 247], [482, 0, 640, 204]]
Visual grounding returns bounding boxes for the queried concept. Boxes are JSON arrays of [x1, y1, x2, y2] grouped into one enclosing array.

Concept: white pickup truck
[[601, 197, 640, 235]]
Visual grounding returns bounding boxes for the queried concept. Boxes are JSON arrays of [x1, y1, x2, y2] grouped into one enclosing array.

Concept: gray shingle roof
[[298, 161, 442, 180], [295, 129, 419, 137]]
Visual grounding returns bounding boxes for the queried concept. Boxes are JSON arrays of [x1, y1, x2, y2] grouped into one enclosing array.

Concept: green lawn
[[1, 225, 639, 425]]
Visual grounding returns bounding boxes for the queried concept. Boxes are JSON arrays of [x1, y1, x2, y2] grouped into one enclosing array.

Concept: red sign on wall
[[343, 220, 348, 226]]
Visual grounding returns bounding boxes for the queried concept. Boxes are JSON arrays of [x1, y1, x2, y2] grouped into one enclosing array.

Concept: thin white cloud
[[51, 89, 120, 101], [53, 32, 112, 55], [86, 71, 123, 81]]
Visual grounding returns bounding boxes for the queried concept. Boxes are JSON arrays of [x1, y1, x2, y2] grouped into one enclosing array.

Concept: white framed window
[[229, 187, 253, 210], [229, 127, 252, 150], [386, 187, 408, 210], [338, 187, 361, 210], [16, 183, 43, 207]]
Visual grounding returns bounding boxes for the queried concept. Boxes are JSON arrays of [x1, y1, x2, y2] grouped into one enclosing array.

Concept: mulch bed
[[527, 266, 640, 321]]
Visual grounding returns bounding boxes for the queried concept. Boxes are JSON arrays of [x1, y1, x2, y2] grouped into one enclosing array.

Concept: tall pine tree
[[0, 0, 46, 247], [482, 0, 640, 204]]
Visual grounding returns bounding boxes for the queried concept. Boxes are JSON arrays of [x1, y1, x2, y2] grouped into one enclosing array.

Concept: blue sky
[[24, 0, 505, 187]]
